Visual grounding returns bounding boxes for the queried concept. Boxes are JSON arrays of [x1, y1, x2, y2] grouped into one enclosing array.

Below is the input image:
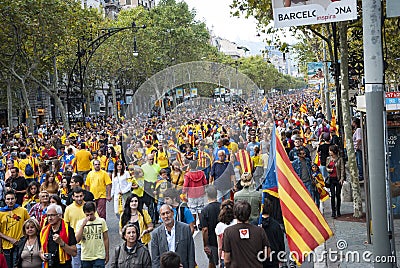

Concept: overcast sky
[[182, 0, 262, 43]]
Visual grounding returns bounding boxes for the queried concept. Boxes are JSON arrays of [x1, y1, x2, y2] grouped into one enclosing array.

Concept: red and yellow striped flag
[[197, 150, 212, 168], [275, 131, 333, 264], [300, 103, 308, 114], [90, 141, 100, 152], [235, 150, 253, 173]]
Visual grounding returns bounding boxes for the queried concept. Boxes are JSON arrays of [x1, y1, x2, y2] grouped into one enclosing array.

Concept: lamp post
[[66, 21, 146, 124]]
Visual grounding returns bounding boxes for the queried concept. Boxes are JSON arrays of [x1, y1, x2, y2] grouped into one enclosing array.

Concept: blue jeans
[[313, 188, 320, 209], [81, 259, 105, 268], [217, 190, 230, 203], [3, 248, 17, 268], [303, 180, 315, 201], [355, 149, 364, 180], [72, 244, 81, 268]]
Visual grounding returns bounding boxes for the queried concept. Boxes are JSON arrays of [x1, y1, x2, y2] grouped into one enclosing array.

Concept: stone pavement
[[313, 200, 400, 268]]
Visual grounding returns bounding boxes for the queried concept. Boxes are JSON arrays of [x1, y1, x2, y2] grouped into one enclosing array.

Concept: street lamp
[[66, 21, 146, 124]]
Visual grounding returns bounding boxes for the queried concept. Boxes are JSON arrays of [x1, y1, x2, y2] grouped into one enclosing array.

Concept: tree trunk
[[30, 75, 70, 133], [19, 79, 34, 133], [111, 81, 118, 119], [339, 21, 363, 218], [6, 75, 13, 129]]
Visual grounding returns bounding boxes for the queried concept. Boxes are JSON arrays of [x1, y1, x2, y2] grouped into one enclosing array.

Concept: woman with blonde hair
[[170, 160, 185, 190], [15, 218, 42, 268]]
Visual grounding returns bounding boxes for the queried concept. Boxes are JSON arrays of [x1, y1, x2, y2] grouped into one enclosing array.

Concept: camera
[[44, 253, 55, 267]]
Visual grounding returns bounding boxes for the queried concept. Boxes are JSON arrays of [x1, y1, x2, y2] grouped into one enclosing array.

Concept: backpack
[[25, 163, 34, 176]]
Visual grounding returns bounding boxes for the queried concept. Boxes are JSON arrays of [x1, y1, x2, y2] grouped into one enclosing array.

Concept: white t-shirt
[[215, 220, 236, 236]]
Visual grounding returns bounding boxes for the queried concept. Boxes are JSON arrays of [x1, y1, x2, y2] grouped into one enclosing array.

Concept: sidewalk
[[316, 201, 400, 267]]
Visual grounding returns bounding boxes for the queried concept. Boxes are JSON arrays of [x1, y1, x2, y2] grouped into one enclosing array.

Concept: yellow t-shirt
[[0, 207, 30, 249], [145, 146, 157, 156], [251, 155, 264, 167], [64, 202, 86, 230], [86, 170, 112, 199], [156, 151, 169, 169], [99, 155, 107, 170], [226, 142, 239, 154], [113, 145, 122, 156], [75, 149, 92, 172], [130, 177, 144, 197], [77, 217, 108, 260], [18, 158, 34, 179]]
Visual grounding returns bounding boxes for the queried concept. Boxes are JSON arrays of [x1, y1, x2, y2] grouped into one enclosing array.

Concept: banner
[[190, 88, 198, 97], [272, 0, 358, 28], [176, 88, 183, 97], [307, 62, 324, 85]]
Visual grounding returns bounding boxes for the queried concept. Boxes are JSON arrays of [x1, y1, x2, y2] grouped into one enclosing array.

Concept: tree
[[84, 0, 215, 118], [0, 0, 103, 132], [339, 21, 363, 218]]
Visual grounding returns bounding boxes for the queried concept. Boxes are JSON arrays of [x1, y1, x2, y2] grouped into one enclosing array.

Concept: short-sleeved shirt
[[47, 224, 77, 268], [0, 207, 30, 249], [141, 163, 161, 183], [200, 201, 220, 247], [223, 223, 269, 268], [64, 202, 86, 230], [353, 127, 362, 150], [75, 150, 92, 172], [86, 170, 112, 199], [6, 177, 28, 205], [76, 217, 108, 261]]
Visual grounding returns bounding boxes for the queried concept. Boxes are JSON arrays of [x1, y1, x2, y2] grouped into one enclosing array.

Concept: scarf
[[0, 204, 19, 212], [40, 220, 70, 268]]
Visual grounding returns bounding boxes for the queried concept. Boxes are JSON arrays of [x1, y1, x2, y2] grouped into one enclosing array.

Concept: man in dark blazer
[[151, 204, 195, 268]]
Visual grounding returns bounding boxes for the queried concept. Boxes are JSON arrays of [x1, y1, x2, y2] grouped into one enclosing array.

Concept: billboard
[[272, 0, 358, 28], [307, 62, 324, 85]]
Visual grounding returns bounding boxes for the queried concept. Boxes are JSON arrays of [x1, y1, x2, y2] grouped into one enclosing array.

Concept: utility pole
[[362, 0, 393, 266]]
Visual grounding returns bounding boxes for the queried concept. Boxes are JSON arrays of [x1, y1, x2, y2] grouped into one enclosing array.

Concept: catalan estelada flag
[[264, 127, 333, 264], [262, 128, 279, 198]]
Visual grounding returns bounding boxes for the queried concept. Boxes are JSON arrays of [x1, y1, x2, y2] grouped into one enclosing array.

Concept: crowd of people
[[0, 90, 362, 268]]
